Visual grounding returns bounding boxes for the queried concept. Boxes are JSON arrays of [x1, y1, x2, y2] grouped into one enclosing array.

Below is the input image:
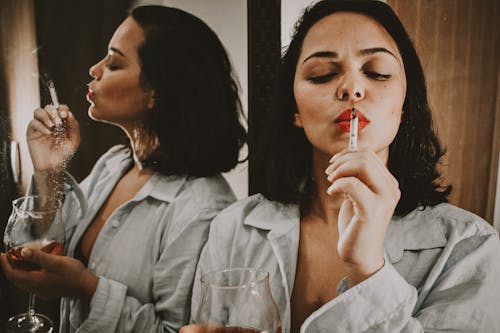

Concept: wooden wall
[[388, 0, 500, 221]]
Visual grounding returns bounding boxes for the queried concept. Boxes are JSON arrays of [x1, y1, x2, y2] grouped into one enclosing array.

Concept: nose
[[335, 73, 365, 102], [89, 59, 104, 80]]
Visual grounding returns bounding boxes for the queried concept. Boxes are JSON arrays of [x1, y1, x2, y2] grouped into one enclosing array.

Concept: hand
[[180, 325, 260, 333], [0, 249, 98, 301], [27, 104, 80, 172], [325, 149, 400, 282]]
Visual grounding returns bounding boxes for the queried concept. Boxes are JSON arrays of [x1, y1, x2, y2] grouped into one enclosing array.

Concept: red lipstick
[[335, 108, 369, 133]]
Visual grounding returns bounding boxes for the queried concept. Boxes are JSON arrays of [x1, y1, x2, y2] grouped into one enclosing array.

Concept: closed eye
[[308, 73, 337, 84], [106, 64, 119, 71], [365, 71, 391, 80]]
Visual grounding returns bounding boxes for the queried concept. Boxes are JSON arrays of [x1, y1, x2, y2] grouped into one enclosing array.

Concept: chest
[[79, 172, 152, 262], [290, 222, 346, 333]]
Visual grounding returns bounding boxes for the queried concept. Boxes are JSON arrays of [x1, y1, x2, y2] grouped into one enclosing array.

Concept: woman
[[1, 5, 246, 332], [185, 0, 500, 332]]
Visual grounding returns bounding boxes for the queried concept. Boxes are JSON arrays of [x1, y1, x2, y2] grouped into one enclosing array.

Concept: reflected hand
[[325, 149, 400, 283], [180, 325, 261, 333], [27, 104, 80, 172], [0, 249, 98, 301]]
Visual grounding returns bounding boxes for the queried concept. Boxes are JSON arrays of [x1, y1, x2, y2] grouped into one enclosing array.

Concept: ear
[[146, 89, 155, 110], [293, 112, 303, 128]]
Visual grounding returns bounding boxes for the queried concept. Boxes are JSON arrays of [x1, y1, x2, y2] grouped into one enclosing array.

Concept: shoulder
[[88, 144, 130, 175], [387, 203, 499, 263], [209, 194, 298, 235], [177, 174, 238, 210], [428, 203, 498, 239]]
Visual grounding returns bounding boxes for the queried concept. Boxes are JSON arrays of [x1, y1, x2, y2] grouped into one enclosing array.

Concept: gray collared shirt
[[191, 194, 500, 332], [58, 145, 236, 332]]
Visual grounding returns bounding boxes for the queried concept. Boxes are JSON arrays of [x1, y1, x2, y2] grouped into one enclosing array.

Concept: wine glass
[[194, 268, 281, 333], [3, 195, 65, 333]]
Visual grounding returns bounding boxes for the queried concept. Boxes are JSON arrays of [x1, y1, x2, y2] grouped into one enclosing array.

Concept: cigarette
[[348, 107, 358, 152], [46, 80, 62, 127]]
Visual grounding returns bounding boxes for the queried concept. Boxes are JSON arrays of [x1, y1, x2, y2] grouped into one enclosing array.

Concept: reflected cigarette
[[47, 80, 59, 109], [348, 107, 358, 152], [46, 80, 62, 127]]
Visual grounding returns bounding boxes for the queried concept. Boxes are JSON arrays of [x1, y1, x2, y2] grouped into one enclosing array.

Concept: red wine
[[7, 240, 65, 270]]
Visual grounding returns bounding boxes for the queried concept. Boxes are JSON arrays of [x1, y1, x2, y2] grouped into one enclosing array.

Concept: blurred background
[[1, 0, 499, 329]]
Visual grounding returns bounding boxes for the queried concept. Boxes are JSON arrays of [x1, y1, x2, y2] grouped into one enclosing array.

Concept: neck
[[120, 122, 158, 171], [304, 151, 346, 225]]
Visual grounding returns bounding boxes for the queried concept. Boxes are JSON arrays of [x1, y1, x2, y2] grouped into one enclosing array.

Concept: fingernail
[[21, 248, 32, 257], [59, 110, 67, 118], [325, 164, 333, 174], [329, 154, 337, 163], [47, 120, 54, 128], [327, 184, 334, 195]]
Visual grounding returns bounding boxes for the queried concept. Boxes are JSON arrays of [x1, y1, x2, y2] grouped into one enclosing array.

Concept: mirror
[[0, 0, 248, 325]]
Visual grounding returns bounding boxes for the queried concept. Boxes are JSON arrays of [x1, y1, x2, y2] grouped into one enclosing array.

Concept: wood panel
[[388, 0, 500, 221]]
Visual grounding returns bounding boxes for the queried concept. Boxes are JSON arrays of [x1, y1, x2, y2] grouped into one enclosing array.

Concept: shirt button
[[111, 220, 120, 228], [90, 261, 96, 270]]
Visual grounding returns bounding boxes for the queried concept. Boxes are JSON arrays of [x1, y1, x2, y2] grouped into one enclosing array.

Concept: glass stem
[[27, 292, 36, 318]]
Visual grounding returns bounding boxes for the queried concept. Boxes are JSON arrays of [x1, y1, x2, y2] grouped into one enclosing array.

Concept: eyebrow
[[359, 47, 397, 59], [302, 47, 397, 64], [303, 51, 338, 63]]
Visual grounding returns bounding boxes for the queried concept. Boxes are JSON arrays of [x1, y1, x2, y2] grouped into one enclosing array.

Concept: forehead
[[109, 17, 145, 55], [301, 11, 400, 59]]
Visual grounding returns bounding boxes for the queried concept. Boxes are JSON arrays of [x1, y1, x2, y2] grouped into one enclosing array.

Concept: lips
[[334, 108, 369, 133], [86, 87, 95, 103]]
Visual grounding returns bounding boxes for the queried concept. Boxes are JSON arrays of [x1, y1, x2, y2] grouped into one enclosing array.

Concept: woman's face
[[87, 17, 154, 127], [293, 12, 406, 163]]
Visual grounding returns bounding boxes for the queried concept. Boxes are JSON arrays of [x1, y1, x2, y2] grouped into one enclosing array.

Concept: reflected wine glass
[[194, 268, 281, 333], [3, 195, 65, 333]]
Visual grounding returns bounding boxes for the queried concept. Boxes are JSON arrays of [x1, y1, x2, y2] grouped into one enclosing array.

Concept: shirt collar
[[103, 145, 133, 173], [243, 195, 300, 238], [146, 174, 187, 203], [385, 206, 447, 263], [243, 196, 447, 263], [103, 145, 187, 203]]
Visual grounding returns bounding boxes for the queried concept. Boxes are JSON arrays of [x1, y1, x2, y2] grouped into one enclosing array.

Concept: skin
[[0, 17, 156, 303], [289, 12, 406, 332]]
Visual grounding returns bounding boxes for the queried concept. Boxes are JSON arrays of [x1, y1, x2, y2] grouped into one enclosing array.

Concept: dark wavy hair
[[129, 5, 246, 177], [259, 0, 451, 216]]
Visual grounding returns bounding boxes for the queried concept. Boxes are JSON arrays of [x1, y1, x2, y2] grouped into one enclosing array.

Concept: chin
[[88, 105, 105, 121]]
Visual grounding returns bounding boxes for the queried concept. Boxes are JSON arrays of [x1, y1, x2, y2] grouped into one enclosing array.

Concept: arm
[[323, 150, 500, 332], [301, 231, 500, 332], [0, 204, 219, 332], [79, 205, 222, 333]]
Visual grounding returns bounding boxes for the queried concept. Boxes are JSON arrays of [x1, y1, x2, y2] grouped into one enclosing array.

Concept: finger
[[325, 151, 399, 193], [326, 158, 394, 195], [327, 177, 374, 215], [28, 119, 52, 136], [0, 253, 41, 290], [0, 252, 19, 279], [21, 248, 60, 272], [338, 198, 355, 235], [57, 104, 70, 119], [327, 150, 383, 176], [328, 148, 351, 163], [64, 110, 81, 145], [0, 253, 11, 275], [34, 108, 55, 129], [44, 104, 63, 128], [179, 325, 201, 333]]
